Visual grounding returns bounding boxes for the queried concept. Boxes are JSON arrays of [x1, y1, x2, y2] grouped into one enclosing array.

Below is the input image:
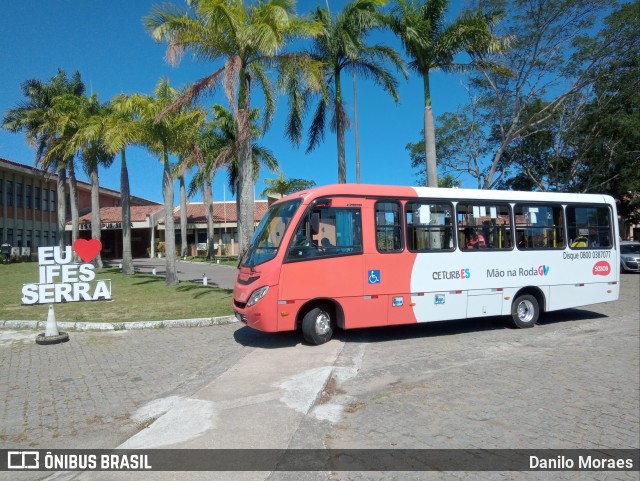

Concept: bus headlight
[[247, 286, 269, 307]]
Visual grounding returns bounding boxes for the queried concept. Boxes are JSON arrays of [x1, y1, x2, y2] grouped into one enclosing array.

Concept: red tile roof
[[74, 205, 164, 224], [176, 201, 268, 224], [69, 201, 268, 225]]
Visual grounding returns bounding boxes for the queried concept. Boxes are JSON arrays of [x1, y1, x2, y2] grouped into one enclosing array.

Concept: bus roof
[[277, 184, 614, 206]]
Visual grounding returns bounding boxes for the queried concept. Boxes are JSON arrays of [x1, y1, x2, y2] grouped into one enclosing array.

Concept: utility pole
[[326, 0, 361, 183], [353, 69, 360, 183]]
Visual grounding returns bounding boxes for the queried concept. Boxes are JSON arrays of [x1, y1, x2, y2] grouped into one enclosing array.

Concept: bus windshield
[[241, 199, 302, 268]]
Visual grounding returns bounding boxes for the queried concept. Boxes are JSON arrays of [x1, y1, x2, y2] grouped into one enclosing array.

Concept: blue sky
[[0, 0, 470, 204]]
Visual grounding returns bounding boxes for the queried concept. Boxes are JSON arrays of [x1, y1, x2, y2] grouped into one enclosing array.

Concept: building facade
[[1, 157, 158, 256], [162, 201, 269, 257], [2, 157, 270, 259]]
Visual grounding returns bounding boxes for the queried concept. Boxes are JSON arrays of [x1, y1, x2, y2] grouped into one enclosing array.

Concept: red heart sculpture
[[73, 239, 102, 263]]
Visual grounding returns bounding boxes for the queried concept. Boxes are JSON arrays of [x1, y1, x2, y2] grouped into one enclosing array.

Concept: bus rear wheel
[[510, 294, 539, 328], [301, 305, 334, 345]]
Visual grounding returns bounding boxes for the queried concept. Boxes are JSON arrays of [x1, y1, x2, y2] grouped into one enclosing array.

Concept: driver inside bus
[[465, 227, 487, 249]]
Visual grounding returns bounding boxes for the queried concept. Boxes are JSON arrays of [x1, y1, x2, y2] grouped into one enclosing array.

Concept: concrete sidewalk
[[45, 332, 346, 481]]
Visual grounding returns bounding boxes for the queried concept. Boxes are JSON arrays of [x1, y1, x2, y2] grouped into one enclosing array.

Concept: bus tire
[[301, 305, 333, 345], [510, 294, 539, 328]]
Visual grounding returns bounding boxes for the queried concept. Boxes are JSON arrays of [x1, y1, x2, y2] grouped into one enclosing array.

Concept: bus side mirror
[[311, 213, 320, 236]]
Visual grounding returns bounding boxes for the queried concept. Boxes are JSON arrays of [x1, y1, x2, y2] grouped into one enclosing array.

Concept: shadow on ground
[[233, 326, 301, 349], [231, 307, 608, 348]]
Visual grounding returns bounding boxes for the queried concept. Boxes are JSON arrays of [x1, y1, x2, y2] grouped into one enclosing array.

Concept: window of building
[[7, 229, 14, 246], [406, 201, 455, 251], [375, 201, 403, 252], [35, 230, 40, 249], [16, 231, 23, 248], [567, 205, 612, 249], [26, 230, 32, 248], [35, 187, 41, 210], [515, 204, 565, 249], [287, 207, 362, 260], [6, 181, 13, 206], [26, 185, 32, 209], [50, 190, 56, 211], [0, 180, 3, 206], [16, 183, 23, 208], [457, 203, 512, 250], [43, 231, 48, 246]]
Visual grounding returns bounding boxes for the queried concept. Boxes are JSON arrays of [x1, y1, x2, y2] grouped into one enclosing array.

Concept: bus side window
[[375, 201, 403, 252], [515, 204, 565, 250], [405, 201, 455, 251], [567, 205, 612, 249], [286, 207, 362, 261], [457, 203, 512, 251]]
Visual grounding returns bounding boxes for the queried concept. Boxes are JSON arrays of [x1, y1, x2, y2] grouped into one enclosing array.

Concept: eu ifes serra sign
[[22, 239, 112, 305]]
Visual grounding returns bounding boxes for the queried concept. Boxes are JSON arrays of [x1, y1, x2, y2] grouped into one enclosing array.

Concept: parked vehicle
[[620, 241, 640, 273]]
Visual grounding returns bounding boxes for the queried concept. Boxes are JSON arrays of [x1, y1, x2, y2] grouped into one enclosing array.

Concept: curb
[[0, 315, 238, 332]]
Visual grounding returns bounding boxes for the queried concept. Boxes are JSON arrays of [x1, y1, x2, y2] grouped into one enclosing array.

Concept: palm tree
[[2, 69, 85, 248], [145, 0, 323, 255], [305, 0, 406, 183], [389, 0, 502, 187], [38, 93, 114, 267], [188, 105, 278, 258], [261, 173, 316, 197], [176, 162, 190, 257], [124, 79, 204, 285], [99, 96, 145, 275]]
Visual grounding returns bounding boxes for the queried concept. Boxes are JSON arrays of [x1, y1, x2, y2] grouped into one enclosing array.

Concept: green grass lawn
[[0, 262, 234, 323]]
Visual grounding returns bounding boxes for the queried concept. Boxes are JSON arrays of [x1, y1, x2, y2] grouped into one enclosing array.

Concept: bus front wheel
[[301, 305, 334, 345], [510, 294, 539, 328]]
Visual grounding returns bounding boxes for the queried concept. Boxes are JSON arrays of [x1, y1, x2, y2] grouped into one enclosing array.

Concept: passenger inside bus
[[465, 228, 487, 249]]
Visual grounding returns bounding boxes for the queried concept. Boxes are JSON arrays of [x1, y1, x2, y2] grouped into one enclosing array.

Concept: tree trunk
[[202, 182, 215, 259], [423, 73, 438, 188], [237, 128, 255, 256], [68, 161, 80, 247], [179, 170, 188, 257], [483, 143, 508, 190], [120, 150, 134, 275], [335, 73, 347, 184], [235, 65, 255, 257], [56, 164, 67, 249], [90, 164, 103, 268], [162, 154, 178, 285]]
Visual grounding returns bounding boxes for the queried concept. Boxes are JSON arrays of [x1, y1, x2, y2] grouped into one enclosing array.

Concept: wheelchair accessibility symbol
[[368, 270, 381, 284]]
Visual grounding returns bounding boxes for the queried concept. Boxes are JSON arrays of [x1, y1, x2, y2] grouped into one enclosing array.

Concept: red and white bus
[[233, 185, 620, 344]]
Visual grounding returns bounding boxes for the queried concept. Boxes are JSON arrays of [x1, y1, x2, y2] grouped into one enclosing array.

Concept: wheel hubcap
[[517, 300, 535, 323], [315, 311, 331, 335]]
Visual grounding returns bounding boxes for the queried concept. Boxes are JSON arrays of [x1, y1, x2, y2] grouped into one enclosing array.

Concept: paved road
[[106, 257, 238, 290], [1, 274, 638, 481]]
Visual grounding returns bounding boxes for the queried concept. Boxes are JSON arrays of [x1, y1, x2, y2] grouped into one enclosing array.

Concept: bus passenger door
[[279, 200, 366, 330]]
